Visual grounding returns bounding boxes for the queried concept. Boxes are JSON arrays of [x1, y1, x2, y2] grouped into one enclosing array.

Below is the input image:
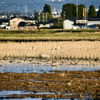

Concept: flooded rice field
[[0, 59, 100, 73], [0, 59, 100, 100]]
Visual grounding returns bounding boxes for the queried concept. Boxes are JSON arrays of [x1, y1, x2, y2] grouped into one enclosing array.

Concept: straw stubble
[[0, 41, 100, 60]]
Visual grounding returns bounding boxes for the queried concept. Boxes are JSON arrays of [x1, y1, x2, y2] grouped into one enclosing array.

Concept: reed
[[0, 41, 100, 61]]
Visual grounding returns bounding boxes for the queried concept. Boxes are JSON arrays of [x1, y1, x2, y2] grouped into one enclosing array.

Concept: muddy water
[[0, 59, 100, 99], [0, 59, 100, 73], [0, 98, 70, 100]]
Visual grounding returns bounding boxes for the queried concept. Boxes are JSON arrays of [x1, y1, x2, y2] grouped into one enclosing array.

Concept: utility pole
[[83, 7, 87, 29], [38, 12, 40, 22], [63, 11, 66, 20], [32, 12, 34, 18], [46, 12, 48, 22], [25, 5, 28, 16], [42, 13, 44, 22], [76, 0, 78, 20]]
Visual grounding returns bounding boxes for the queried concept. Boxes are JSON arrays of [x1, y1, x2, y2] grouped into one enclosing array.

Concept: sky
[[0, 0, 99, 13]]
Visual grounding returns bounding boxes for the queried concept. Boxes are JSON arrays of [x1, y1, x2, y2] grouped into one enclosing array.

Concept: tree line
[[40, 3, 100, 21], [37, 3, 100, 29], [61, 4, 100, 19], [35, 4, 53, 22]]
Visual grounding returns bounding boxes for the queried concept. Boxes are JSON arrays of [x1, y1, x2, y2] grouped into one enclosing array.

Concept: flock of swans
[[32, 46, 62, 59]]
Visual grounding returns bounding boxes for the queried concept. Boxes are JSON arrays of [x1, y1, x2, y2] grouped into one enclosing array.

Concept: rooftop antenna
[[25, 5, 28, 16]]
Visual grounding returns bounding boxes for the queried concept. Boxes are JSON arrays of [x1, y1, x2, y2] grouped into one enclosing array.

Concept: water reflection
[[0, 61, 100, 73], [0, 98, 78, 100], [0, 90, 85, 100], [0, 91, 34, 96]]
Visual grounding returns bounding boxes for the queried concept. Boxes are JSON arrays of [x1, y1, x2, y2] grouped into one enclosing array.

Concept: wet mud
[[0, 71, 100, 99]]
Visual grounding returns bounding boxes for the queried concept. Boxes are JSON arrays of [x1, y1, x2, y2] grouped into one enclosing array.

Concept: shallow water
[[0, 91, 34, 96], [0, 90, 88, 100], [0, 61, 100, 73], [0, 98, 79, 100], [0, 60, 99, 100]]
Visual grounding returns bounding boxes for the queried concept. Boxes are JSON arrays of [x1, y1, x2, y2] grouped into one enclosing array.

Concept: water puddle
[[0, 60, 100, 73], [0, 90, 89, 100], [0, 60, 99, 100], [0, 98, 78, 100], [0, 91, 34, 97]]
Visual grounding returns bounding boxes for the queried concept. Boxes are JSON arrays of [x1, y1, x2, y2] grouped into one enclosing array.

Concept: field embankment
[[0, 41, 100, 61], [0, 29, 100, 41]]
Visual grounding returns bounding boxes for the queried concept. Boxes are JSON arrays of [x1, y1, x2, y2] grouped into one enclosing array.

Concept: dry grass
[[0, 41, 100, 60]]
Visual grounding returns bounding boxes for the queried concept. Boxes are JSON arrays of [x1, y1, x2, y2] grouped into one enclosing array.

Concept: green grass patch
[[0, 33, 100, 38], [0, 29, 100, 41], [0, 29, 100, 34], [0, 29, 54, 34]]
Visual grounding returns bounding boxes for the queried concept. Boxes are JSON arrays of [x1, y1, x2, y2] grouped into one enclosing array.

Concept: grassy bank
[[0, 29, 100, 41], [0, 29, 100, 34]]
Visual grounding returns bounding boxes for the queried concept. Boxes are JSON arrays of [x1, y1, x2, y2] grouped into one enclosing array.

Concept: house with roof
[[37, 22, 51, 28], [0, 18, 10, 29], [64, 18, 100, 29], [87, 18, 100, 29], [63, 19, 80, 29], [10, 17, 25, 30], [18, 22, 37, 30], [74, 19, 87, 29], [10, 17, 37, 30]]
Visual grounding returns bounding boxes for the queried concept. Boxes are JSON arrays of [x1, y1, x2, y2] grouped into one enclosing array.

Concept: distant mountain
[[0, 0, 99, 13]]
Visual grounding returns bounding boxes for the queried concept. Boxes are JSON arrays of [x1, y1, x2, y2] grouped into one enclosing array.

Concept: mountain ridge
[[0, 0, 99, 13]]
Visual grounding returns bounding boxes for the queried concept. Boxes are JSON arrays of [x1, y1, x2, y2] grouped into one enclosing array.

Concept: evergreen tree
[[34, 4, 53, 22], [97, 6, 100, 17], [61, 3, 76, 19], [52, 17, 63, 29], [43, 4, 52, 14], [43, 4, 53, 21], [78, 4, 86, 18], [88, 5, 96, 17]]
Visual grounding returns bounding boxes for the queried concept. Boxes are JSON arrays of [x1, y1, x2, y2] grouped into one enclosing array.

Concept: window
[[13, 21, 16, 23]]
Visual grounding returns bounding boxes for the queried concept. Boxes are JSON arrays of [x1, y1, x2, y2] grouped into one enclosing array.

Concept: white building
[[63, 20, 74, 29], [52, 7, 61, 18], [6, 26, 11, 30], [87, 18, 100, 29], [95, 9, 99, 15], [38, 22, 51, 28], [52, 12, 61, 18], [63, 19, 80, 30], [87, 21, 100, 29]]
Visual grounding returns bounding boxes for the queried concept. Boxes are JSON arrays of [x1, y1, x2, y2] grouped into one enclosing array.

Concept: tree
[[78, 4, 86, 18], [97, 6, 100, 17], [52, 17, 64, 29], [43, 4, 52, 14], [43, 4, 53, 21], [88, 5, 96, 17], [61, 3, 77, 19]]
